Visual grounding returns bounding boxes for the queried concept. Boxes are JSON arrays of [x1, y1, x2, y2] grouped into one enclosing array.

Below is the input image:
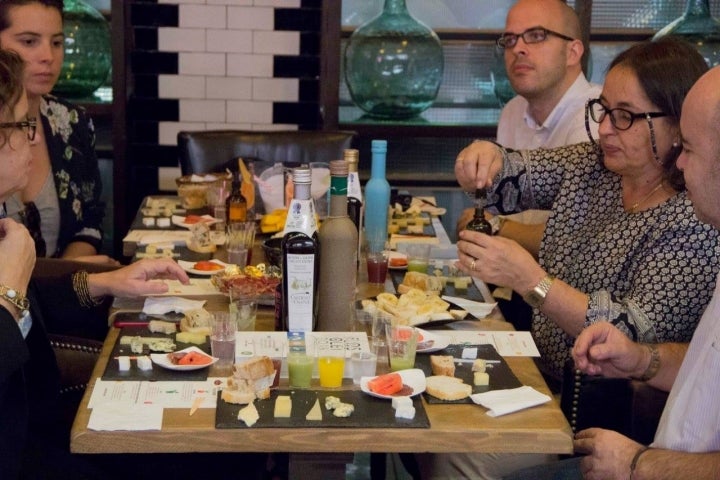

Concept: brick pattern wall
[[123, 0, 322, 213]]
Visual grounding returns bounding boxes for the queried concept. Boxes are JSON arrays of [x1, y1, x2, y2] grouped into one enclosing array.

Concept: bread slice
[[426, 375, 472, 401], [430, 355, 456, 376], [234, 356, 275, 380], [221, 389, 255, 405]]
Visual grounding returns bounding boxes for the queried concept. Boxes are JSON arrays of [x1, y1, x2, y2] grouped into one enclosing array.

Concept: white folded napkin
[[441, 295, 497, 318], [88, 404, 163, 431], [143, 296, 206, 314], [470, 386, 551, 417]]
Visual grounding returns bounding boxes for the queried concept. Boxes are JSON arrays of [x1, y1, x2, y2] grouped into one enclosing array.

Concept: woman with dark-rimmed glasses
[[454, 37, 719, 384]]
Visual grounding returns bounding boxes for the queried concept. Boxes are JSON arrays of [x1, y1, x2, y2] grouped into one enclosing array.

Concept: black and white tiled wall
[[124, 0, 322, 197]]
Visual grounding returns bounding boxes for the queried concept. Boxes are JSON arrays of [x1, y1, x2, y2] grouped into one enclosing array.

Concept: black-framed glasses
[[587, 99, 667, 131], [497, 27, 575, 49], [0, 117, 37, 141]]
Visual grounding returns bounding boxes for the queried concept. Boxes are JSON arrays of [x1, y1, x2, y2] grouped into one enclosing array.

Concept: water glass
[[350, 306, 374, 340], [226, 221, 255, 266], [351, 351, 377, 384], [230, 295, 257, 331], [385, 325, 419, 372], [211, 312, 237, 368]]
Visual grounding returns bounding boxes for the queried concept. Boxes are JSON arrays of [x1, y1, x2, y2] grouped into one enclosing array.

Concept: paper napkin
[[470, 386, 551, 417], [88, 404, 163, 431], [143, 296, 206, 314], [441, 295, 497, 318]]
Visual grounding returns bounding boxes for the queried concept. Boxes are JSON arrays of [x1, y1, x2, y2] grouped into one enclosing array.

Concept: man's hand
[[87, 258, 190, 299], [574, 428, 642, 480]]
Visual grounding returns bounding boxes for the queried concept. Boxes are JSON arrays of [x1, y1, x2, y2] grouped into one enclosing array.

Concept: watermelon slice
[[367, 372, 403, 395]]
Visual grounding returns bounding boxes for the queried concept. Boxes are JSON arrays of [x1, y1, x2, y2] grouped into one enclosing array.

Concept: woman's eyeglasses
[[0, 118, 37, 141], [587, 99, 667, 131], [497, 27, 575, 49]]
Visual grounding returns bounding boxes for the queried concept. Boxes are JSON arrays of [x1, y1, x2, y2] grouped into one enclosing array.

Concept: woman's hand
[[87, 258, 190, 299], [454, 140, 505, 192], [455, 228, 544, 294], [0, 219, 36, 292], [70, 254, 122, 267]]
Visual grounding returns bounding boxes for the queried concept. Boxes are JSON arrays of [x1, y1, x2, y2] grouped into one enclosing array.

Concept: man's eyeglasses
[[587, 99, 667, 131], [497, 27, 575, 49], [0, 118, 37, 141]]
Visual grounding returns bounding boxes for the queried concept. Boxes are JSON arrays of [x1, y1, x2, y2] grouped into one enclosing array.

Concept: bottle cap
[[371, 139, 387, 153], [292, 167, 312, 184], [329, 160, 349, 176], [343, 149, 359, 166]]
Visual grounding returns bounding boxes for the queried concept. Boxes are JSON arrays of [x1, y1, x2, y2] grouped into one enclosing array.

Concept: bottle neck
[[329, 175, 349, 217], [685, 0, 711, 17], [294, 182, 311, 201], [383, 0, 408, 15], [370, 152, 387, 179]]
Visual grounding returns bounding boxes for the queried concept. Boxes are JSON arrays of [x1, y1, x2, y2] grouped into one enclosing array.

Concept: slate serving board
[[388, 268, 486, 304], [415, 344, 522, 404], [102, 326, 212, 382], [216, 388, 430, 429]]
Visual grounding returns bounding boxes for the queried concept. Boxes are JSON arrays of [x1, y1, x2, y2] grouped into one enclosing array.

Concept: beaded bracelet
[[638, 344, 661, 381], [72, 270, 104, 308], [630, 446, 651, 479], [0, 284, 30, 317]]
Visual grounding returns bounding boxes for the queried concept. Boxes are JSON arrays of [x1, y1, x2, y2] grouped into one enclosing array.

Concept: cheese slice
[[274, 395, 292, 418], [306, 399, 322, 421], [238, 401, 259, 427]]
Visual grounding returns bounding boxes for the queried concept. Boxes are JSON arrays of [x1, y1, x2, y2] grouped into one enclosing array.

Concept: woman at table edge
[[0, 0, 114, 264], [0, 47, 192, 478]]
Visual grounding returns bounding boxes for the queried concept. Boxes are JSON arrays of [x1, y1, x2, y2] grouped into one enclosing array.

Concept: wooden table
[[73, 200, 572, 456]]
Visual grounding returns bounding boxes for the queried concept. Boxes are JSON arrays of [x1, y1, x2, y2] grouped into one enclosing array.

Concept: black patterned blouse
[[487, 142, 720, 379]]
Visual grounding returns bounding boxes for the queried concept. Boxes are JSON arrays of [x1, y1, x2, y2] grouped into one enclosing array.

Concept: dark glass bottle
[[465, 206, 493, 235], [226, 170, 247, 223], [345, 149, 363, 234], [281, 167, 319, 332]]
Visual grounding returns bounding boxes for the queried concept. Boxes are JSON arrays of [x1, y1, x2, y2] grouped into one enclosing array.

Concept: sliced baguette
[[430, 355, 456, 376], [425, 375, 472, 401]]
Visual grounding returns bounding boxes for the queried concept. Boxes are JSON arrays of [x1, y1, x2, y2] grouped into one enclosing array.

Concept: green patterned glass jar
[[344, 0, 444, 119], [53, 0, 112, 98]]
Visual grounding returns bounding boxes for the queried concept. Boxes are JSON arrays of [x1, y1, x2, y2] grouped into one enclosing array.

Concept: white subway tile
[[254, 0, 300, 7], [252, 78, 298, 102], [180, 99, 227, 122], [158, 121, 206, 146], [158, 167, 183, 192], [179, 52, 226, 75], [158, 28, 206, 52], [227, 100, 273, 124], [206, 76, 252, 99], [207, 0, 251, 5], [253, 31, 299, 55], [179, 5, 227, 29], [158, 75, 206, 99], [228, 6, 274, 30], [159, 0, 203, 4], [227, 54, 273, 77], [206, 122, 253, 130], [206, 29, 252, 53]]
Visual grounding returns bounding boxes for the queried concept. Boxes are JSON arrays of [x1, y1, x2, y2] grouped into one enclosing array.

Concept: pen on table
[[189, 397, 204, 416]]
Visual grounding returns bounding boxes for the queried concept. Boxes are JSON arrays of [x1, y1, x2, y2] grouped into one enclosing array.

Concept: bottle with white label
[[281, 167, 319, 332]]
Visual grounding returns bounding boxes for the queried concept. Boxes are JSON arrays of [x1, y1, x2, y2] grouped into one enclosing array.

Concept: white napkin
[[88, 404, 163, 431], [441, 295, 497, 318], [143, 296, 206, 314], [470, 386, 551, 417]]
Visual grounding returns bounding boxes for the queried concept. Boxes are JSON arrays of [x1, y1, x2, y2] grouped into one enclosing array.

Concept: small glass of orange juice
[[317, 351, 345, 388]]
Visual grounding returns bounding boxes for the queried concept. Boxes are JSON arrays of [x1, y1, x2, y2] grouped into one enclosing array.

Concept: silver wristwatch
[[523, 276, 555, 309]]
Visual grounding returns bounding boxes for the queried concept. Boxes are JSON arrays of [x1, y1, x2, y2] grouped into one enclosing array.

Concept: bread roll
[[430, 355, 456, 376], [426, 375, 472, 401], [180, 308, 212, 336]]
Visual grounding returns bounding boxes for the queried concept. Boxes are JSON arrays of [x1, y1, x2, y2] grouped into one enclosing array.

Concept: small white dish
[[171, 214, 219, 229], [150, 346, 217, 371], [360, 368, 426, 399], [415, 329, 451, 354], [177, 259, 229, 276], [386, 250, 408, 270]]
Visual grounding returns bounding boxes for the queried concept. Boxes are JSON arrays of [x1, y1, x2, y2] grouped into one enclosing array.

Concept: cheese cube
[[473, 372, 490, 386], [472, 359, 487, 373], [274, 395, 292, 418], [136, 356, 153, 371], [117, 356, 131, 371], [461, 347, 478, 359], [395, 405, 416, 420], [392, 396, 413, 410], [176, 331, 207, 345]]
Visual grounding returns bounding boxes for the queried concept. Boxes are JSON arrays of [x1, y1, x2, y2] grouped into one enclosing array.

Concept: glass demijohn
[[652, 0, 720, 67]]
